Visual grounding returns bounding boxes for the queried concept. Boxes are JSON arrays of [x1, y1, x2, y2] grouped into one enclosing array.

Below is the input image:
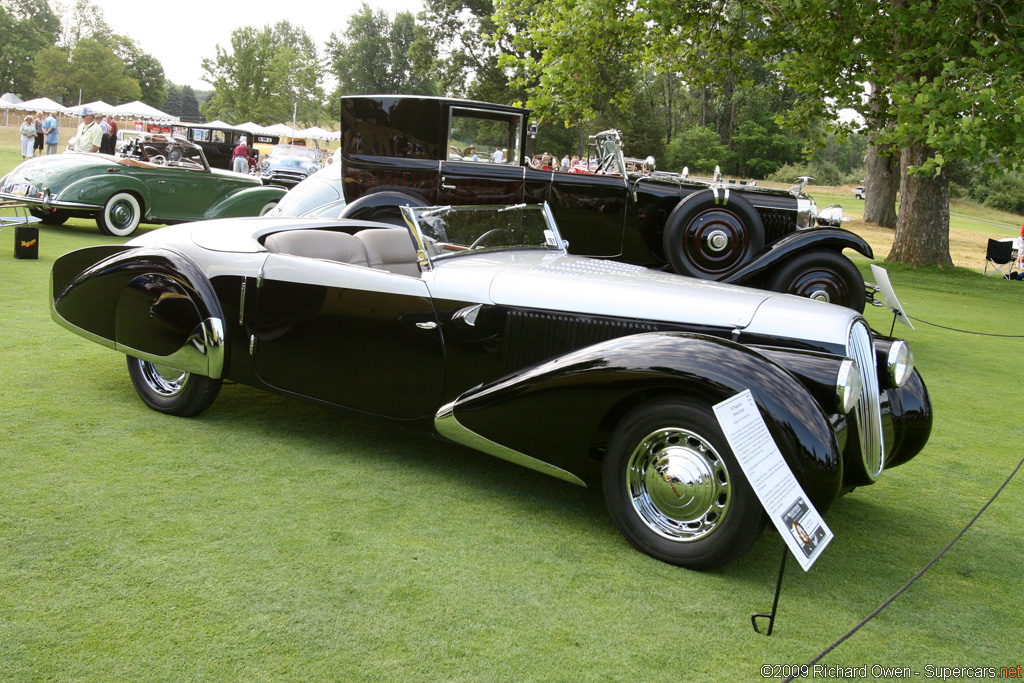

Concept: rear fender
[[437, 331, 844, 508], [55, 174, 150, 213], [724, 228, 874, 285], [339, 190, 429, 221], [51, 246, 226, 378], [205, 185, 286, 218]]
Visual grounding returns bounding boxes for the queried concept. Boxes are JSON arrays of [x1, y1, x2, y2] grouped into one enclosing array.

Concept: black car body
[[171, 123, 279, 170], [335, 95, 871, 311], [50, 204, 930, 569]]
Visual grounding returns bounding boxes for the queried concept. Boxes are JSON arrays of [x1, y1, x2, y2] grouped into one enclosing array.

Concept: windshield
[[270, 145, 320, 160], [403, 204, 565, 267]]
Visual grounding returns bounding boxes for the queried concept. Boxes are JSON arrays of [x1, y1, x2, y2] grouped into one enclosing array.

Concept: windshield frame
[[401, 203, 567, 271]]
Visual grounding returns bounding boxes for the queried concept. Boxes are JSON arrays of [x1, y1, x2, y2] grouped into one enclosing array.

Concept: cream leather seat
[[264, 230, 369, 267], [355, 228, 420, 277]]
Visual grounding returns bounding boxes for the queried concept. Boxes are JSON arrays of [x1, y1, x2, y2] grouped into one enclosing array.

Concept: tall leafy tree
[[763, 0, 1024, 266], [0, 0, 60, 97], [58, 0, 112, 46], [33, 38, 141, 105], [110, 35, 166, 108], [327, 4, 436, 96], [201, 21, 326, 125]]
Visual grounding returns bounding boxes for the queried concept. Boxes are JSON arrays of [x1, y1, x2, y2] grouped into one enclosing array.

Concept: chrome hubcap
[[705, 229, 729, 252], [808, 289, 831, 303], [627, 427, 731, 542], [140, 361, 189, 397], [111, 202, 134, 228]]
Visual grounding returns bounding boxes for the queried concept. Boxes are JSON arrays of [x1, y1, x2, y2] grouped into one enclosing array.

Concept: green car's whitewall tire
[[97, 192, 142, 237]]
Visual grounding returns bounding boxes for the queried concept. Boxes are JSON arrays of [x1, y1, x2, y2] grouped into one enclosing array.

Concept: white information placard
[[713, 390, 832, 571]]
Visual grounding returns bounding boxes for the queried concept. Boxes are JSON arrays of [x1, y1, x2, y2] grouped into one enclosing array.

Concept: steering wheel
[[469, 228, 514, 249], [150, 155, 167, 166], [167, 148, 182, 162]]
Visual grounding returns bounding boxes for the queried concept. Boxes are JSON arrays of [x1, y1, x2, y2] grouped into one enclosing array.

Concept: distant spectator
[[232, 136, 250, 173], [492, 148, 504, 164], [96, 114, 110, 150], [541, 153, 552, 170], [42, 111, 59, 154], [1018, 221, 1024, 270], [101, 115, 118, 154], [560, 155, 570, 172], [20, 115, 35, 159], [67, 107, 103, 153], [33, 112, 45, 156]]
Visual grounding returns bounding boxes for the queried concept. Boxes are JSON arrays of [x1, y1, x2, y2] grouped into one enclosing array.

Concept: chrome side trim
[[435, 402, 587, 487], [116, 317, 226, 378], [238, 279, 247, 325], [847, 320, 884, 479]]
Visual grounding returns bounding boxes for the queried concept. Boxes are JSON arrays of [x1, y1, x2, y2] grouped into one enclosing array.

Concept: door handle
[[441, 176, 456, 190], [416, 322, 438, 330]]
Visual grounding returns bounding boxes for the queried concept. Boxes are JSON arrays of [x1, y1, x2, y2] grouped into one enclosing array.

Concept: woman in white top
[[20, 115, 36, 159]]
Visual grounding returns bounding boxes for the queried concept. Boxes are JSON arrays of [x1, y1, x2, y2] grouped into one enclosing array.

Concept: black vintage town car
[[334, 95, 871, 310], [50, 204, 931, 569]]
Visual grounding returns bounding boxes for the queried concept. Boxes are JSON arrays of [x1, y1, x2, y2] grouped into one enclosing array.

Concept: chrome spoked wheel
[[139, 361, 190, 397], [626, 427, 731, 542], [126, 356, 222, 417], [603, 397, 765, 569]]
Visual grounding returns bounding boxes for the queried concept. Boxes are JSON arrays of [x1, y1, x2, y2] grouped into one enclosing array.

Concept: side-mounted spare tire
[[662, 188, 765, 279]]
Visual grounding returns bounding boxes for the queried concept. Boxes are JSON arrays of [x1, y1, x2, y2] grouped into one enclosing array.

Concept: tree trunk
[[862, 83, 899, 228], [863, 142, 899, 228], [886, 142, 953, 267]]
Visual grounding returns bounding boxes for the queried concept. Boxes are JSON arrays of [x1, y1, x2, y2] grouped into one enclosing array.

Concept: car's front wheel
[[603, 397, 766, 569], [126, 356, 221, 417], [258, 201, 278, 216], [97, 192, 142, 237], [766, 249, 866, 312]]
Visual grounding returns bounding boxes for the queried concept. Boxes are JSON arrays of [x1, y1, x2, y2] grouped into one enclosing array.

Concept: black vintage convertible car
[[333, 95, 870, 311], [50, 204, 930, 569]]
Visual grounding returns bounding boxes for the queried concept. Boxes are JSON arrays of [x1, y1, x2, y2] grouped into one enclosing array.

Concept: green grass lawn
[[2, 154, 1023, 681]]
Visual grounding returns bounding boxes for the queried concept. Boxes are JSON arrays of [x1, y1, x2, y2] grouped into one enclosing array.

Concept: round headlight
[[887, 340, 914, 387], [836, 358, 863, 414], [260, 160, 269, 172]]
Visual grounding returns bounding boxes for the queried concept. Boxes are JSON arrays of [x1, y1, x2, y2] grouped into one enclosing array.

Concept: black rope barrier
[[782, 453, 1023, 682]]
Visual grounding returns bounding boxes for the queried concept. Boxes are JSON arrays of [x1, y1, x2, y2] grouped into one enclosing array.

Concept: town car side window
[[447, 107, 522, 165]]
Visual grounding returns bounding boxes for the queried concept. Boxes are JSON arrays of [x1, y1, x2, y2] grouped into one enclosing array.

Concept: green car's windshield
[[403, 204, 565, 265]]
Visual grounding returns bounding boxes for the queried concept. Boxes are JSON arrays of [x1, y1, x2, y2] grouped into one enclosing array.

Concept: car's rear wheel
[[97, 192, 142, 237], [766, 249, 866, 312], [126, 356, 221, 417], [603, 397, 765, 569], [663, 189, 765, 279]]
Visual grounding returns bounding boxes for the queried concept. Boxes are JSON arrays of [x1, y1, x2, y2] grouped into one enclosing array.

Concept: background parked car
[[0, 134, 285, 236], [266, 163, 346, 218], [259, 144, 324, 187], [852, 185, 866, 199], [333, 95, 872, 311]]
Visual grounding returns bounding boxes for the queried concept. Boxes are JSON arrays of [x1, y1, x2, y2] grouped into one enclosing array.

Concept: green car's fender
[[205, 185, 287, 218], [54, 174, 151, 215]]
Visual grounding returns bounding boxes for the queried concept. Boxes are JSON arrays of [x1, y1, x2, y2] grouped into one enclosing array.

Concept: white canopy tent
[[13, 96, 70, 114], [111, 100, 177, 121], [67, 100, 114, 116], [294, 126, 334, 140]]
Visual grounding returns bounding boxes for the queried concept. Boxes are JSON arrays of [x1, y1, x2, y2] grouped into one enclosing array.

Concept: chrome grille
[[847, 320, 884, 479]]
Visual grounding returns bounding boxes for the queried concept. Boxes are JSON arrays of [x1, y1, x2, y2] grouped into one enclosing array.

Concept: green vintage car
[[0, 134, 286, 237]]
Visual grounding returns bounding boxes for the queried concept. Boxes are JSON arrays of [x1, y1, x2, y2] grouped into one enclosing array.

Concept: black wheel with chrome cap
[[602, 397, 766, 569], [126, 356, 222, 417]]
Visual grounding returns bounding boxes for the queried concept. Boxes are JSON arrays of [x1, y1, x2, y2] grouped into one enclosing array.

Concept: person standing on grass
[[232, 136, 250, 173], [42, 111, 59, 154], [33, 112, 45, 156], [20, 115, 36, 159]]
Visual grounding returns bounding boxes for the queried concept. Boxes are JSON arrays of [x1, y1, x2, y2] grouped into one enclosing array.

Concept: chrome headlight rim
[[886, 340, 914, 387], [836, 358, 863, 414]]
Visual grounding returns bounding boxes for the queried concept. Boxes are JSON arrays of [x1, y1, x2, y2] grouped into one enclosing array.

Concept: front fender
[[206, 185, 287, 218], [724, 228, 874, 285], [51, 246, 226, 378], [437, 331, 843, 508]]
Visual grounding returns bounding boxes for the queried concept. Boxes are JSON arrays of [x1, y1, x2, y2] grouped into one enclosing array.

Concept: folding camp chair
[[984, 238, 1016, 277]]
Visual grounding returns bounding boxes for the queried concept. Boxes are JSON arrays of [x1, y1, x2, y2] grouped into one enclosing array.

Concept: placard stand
[[752, 547, 789, 635]]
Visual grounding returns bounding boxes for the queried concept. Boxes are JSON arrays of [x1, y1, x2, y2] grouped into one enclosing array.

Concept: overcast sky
[[87, 0, 424, 90]]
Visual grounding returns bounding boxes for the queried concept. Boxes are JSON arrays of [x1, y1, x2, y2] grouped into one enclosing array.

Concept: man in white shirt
[[68, 107, 103, 153]]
